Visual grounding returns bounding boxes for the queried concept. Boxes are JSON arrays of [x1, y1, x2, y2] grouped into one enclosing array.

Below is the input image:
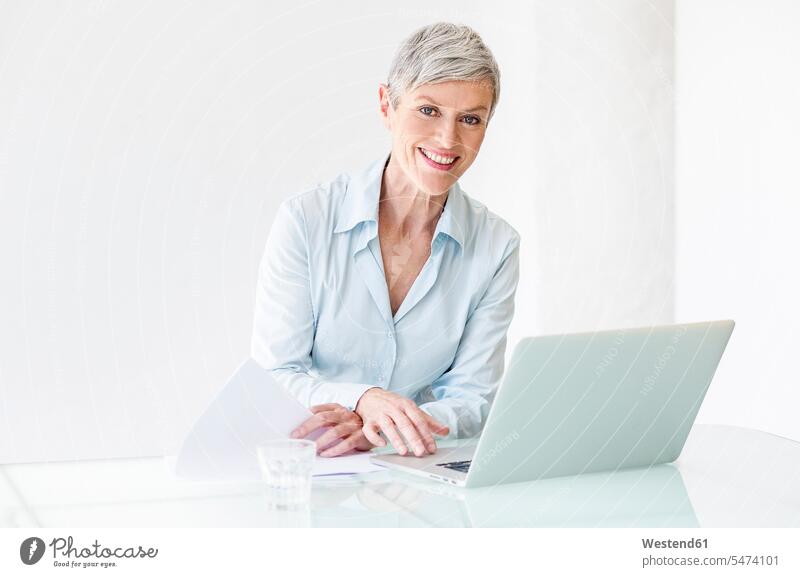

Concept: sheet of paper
[[172, 358, 385, 481], [312, 451, 388, 476]]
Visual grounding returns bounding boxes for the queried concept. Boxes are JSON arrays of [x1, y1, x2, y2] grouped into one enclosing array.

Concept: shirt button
[[387, 331, 394, 338]]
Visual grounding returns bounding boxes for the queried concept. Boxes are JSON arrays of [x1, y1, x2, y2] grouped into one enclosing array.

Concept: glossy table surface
[[1, 424, 798, 528]]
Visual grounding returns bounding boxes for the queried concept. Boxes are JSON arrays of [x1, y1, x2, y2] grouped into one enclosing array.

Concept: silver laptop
[[371, 320, 735, 488]]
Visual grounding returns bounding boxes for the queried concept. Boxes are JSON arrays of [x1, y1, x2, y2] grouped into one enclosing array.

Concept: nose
[[436, 119, 459, 150]]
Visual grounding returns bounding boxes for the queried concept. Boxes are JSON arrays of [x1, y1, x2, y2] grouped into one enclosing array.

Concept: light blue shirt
[[250, 150, 521, 438]]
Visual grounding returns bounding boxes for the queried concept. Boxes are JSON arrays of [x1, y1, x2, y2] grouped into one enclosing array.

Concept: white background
[[675, 0, 800, 443], [0, 0, 795, 465]]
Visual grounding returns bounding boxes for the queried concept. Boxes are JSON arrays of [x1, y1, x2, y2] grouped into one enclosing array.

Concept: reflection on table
[[1, 425, 798, 528]]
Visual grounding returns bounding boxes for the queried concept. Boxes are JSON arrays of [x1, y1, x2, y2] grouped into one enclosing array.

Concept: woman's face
[[379, 79, 493, 196]]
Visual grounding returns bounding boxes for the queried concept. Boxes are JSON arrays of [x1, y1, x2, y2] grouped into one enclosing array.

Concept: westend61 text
[[49, 536, 159, 559], [642, 538, 708, 549]]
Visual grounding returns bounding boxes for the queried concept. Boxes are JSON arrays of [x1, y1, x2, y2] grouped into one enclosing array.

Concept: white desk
[[1, 425, 798, 528]]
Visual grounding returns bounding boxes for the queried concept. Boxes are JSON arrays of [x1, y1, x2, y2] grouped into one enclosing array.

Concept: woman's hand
[[290, 403, 378, 457], [354, 388, 450, 457]]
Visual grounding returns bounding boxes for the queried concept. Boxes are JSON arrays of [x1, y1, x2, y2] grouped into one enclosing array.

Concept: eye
[[418, 105, 437, 116], [462, 115, 481, 126]]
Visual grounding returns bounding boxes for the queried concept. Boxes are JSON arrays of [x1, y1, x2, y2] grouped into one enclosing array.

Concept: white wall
[[527, 1, 674, 336], [0, 0, 675, 463], [675, 0, 800, 441]]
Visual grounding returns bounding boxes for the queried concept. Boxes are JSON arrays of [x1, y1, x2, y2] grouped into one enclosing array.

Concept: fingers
[[361, 422, 386, 447], [319, 432, 362, 457], [290, 409, 337, 439], [354, 390, 451, 456], [424, 413, 450, 436], [313, 421, 361, 453], [377, 415, 409, 456], [403, 407, 438, 453], [391, 409, 428, 457]]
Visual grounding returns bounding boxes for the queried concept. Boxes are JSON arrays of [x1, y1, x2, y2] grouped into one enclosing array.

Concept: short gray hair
[[386, 22, 501, 123]]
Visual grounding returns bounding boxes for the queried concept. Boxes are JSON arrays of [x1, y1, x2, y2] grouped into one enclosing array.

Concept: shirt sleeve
[[250, 198, 377, 411], [417, 232, 521, 439]]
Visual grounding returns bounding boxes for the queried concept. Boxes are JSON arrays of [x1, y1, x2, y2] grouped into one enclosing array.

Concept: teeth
[[420, 148, 456, 165]]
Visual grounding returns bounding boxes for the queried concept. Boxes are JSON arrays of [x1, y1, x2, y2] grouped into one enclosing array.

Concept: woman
[[251, 22, 520, 459]]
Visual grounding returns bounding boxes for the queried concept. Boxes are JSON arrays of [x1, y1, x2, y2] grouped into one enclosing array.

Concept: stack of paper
[[172, 358, 386, 481]]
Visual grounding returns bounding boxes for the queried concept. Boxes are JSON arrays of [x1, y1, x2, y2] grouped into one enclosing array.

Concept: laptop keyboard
[[436, 460, 471, 473]]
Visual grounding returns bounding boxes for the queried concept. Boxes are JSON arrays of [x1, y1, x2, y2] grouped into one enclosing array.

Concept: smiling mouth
[[417, 147, 460, 168]]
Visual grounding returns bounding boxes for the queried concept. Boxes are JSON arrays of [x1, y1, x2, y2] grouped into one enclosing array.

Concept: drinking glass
[[256, 439, 316, 510]]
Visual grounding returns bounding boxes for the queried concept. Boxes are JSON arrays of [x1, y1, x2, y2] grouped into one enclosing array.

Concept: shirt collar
[[333, 150, 467, 249]]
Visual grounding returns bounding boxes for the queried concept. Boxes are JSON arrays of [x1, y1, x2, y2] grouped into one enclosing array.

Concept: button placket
[[384, 327, 396, 387]]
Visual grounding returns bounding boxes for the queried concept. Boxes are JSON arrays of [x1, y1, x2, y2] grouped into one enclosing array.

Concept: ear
[[378, 83, 392, 130]]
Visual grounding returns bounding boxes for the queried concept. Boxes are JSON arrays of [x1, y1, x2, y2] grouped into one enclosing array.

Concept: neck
[[380, 155, 448, 236]]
